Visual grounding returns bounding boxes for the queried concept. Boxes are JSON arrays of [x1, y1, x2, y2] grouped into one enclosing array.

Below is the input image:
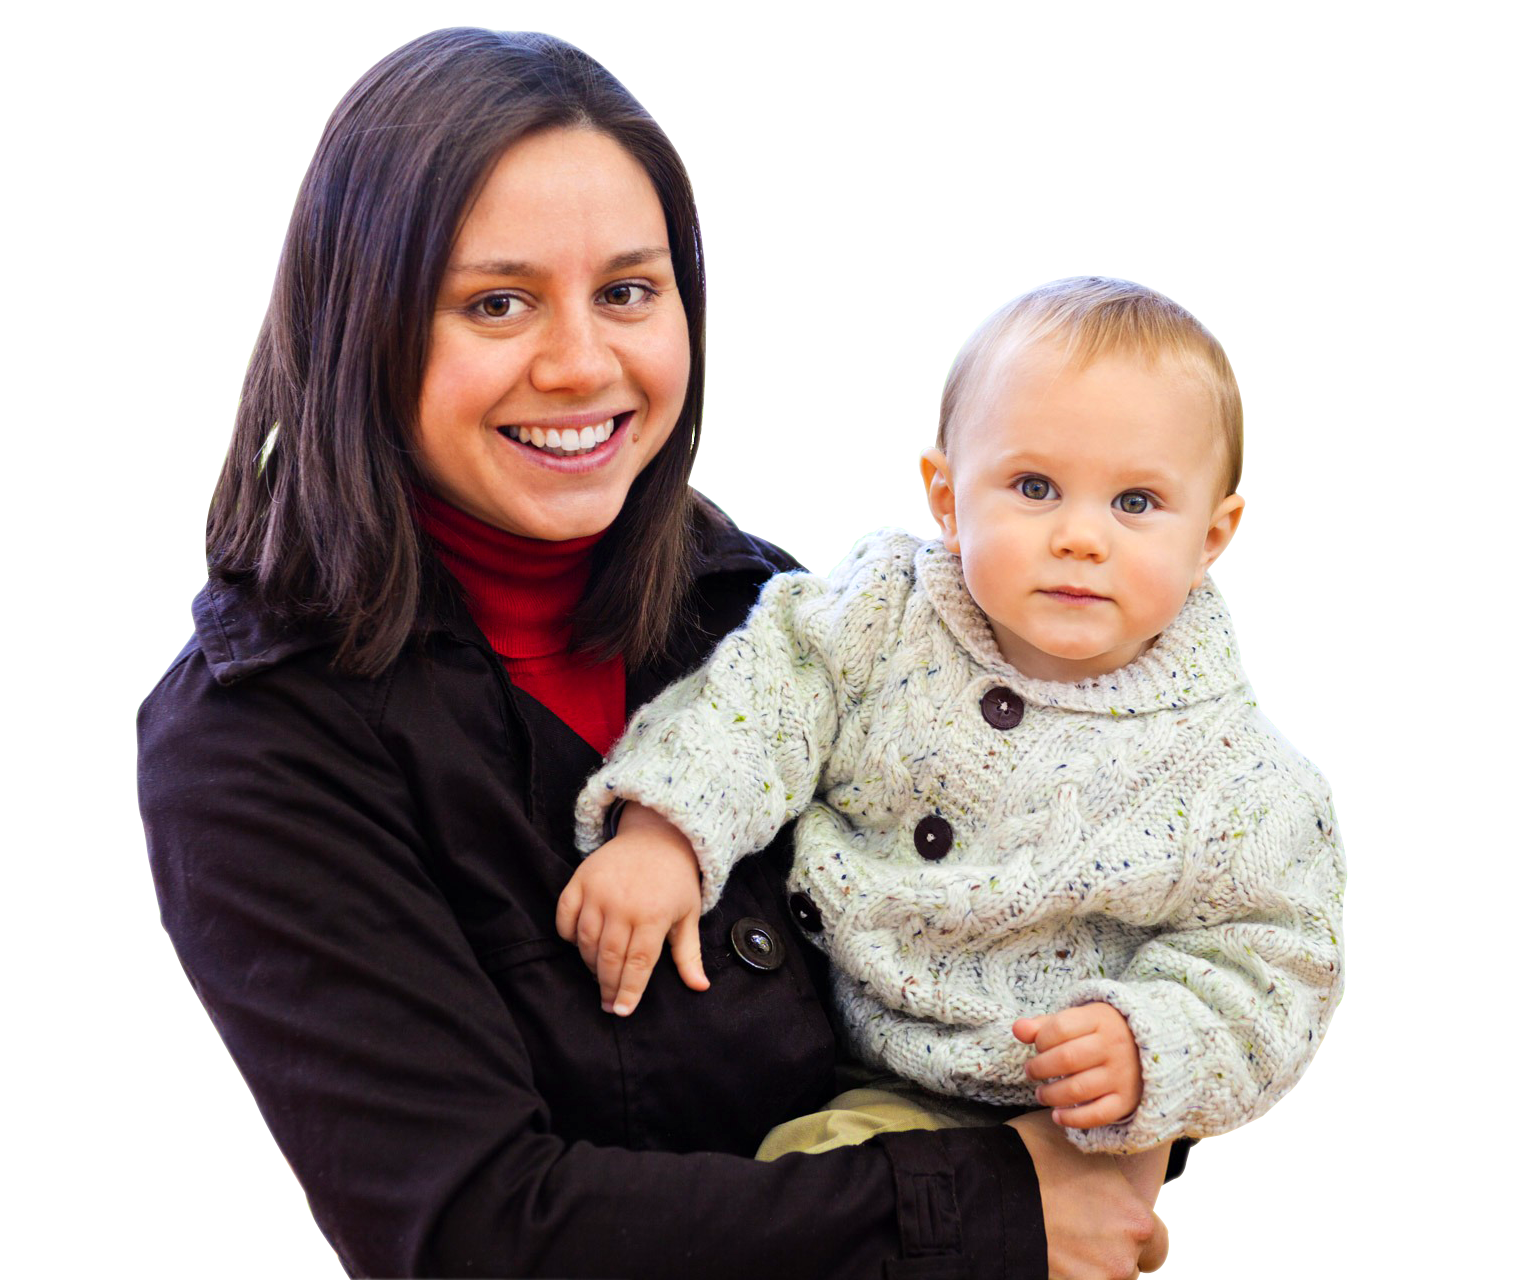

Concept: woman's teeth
[[507, 418, 615, 457]]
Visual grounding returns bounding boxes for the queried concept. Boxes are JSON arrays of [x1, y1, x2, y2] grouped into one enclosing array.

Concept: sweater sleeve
[[1059, 765, 1346, 1154], [575, 534, 912, 913], [140, 644, 1046, 1280]]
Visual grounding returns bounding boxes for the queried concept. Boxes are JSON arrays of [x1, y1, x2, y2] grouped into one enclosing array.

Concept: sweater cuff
[[874, 1127, 1045, 1280], [574, 756, 787, 915], [1058, 980, 1198, 1154]]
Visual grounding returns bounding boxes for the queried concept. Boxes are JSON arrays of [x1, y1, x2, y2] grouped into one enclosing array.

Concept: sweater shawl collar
[[912, 540, 1247, 715]]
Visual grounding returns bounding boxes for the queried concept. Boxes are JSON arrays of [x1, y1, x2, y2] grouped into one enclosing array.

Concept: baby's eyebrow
[[447, 246, 672, 277], [995, 451, 1183, 489], [1114, 469, 1177, 489]]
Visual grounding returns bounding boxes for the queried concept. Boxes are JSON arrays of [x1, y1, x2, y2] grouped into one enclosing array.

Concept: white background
[[7, 1, 1518, 1275]]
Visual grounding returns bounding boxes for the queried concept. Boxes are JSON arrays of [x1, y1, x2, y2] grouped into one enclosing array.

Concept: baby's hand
[[554, 803, 709, 1016], [1013, 1002, 1142, 1129]]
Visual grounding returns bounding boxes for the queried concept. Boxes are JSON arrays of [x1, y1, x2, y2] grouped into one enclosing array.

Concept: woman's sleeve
[[139, 648, 1043, 1280], [1059, 768, 1346, 1155], [575, 535, 914, 912]]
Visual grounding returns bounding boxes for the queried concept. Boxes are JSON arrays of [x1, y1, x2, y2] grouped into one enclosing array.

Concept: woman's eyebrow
[[448, 246, 671, 277]]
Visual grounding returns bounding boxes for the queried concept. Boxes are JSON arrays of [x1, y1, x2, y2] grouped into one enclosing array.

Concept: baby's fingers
[[594, 916, 633, 1012], [1026, 1035, 1106, 1083], [573, 902, 605, 977], [668, 913, 710, 995], [1034, 1066, 1114, 1111], [554, 877, 585, 944], [1048, 1091, 1135, 1129], [607, 921, 667, 1017]]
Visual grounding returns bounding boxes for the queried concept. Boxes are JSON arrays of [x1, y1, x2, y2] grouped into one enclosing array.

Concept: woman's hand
[[554, 803, 709, 1015], [1007, 1111, 1168, 1279], [1115, 1146, 1172, 1211]]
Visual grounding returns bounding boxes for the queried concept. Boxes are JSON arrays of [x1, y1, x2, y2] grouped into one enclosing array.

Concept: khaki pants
[[756, 1071, 1019, 1161]]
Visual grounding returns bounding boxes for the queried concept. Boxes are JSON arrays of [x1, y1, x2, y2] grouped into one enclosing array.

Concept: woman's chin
[[522, 486, 633, 542]]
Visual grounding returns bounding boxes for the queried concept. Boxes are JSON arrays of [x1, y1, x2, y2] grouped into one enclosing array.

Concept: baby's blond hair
[[937, 277, 1243, 495]]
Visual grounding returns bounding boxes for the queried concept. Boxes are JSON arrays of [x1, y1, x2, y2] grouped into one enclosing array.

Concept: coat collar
[[913, 539, 1248, 715], [192, 494, 792, 686]]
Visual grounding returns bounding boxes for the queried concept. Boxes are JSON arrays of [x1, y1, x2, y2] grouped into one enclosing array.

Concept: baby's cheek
[[1124, 557, 1197, 634], [961, 545, 1021, 624]]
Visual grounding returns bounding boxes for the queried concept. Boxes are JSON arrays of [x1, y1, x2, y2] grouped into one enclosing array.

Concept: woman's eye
[[1114, 491, 1155, 515], [474, 293, 526, 320], [1018, 476, 1056, 501], [601, 282, 653, 308]]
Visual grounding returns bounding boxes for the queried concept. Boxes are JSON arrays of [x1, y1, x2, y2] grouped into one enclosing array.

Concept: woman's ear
[[920, 448, 960, 553], [1194, 493, 1245, 587]]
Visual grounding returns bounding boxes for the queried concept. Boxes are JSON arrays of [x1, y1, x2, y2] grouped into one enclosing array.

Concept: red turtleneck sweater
[[415, 490, 626, 756]]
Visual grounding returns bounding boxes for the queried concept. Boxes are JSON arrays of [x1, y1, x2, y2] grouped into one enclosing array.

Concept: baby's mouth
[[1041, 588, 1108, 602]]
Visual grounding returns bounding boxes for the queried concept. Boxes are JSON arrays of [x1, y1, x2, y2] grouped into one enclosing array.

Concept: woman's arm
[[142, 642, 1074, 1279]]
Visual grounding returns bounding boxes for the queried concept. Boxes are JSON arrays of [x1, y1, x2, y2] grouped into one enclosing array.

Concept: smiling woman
[[138, 26, 1168, 1280], [204, 31, 709, 675], [417, 129, 691, 541]]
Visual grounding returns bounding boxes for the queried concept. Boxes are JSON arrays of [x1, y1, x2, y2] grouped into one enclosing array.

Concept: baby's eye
[[1018, 476, 1057, 501], [1114, 491, 1156, 515], [473, 293, 528, 320], [600, 281, 654, 308]]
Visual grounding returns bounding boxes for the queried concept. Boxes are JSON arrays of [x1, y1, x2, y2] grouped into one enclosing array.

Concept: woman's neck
[[414, 487, 604, 658]]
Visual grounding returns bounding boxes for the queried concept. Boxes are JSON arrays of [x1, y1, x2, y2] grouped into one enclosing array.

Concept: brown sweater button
[[980, 686, 1025, 729], [914, 814, 954, 860]]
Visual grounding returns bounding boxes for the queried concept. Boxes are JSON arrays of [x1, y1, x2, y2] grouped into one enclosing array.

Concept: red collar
[[414, 489, 603, 661]]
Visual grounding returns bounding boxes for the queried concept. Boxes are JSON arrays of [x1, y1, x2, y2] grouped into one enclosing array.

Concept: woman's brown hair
[[208, 28, 706, 675]]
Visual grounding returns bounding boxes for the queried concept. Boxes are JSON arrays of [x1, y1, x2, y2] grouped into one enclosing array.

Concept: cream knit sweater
[[574, 531, 1345, 1153]]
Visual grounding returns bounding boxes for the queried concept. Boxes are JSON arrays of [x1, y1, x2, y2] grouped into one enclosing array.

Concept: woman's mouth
[[498, 412, 632, 459]]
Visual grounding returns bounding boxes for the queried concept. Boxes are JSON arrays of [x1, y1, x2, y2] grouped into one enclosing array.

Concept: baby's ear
[[1195, 493, 1245, 586], [920, 448, 960, 553]]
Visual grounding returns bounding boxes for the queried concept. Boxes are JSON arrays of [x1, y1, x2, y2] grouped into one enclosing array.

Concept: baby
[[560, 277, 1345, 1174]]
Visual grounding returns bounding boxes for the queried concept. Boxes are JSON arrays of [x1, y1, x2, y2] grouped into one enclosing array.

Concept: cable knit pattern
[[574, 530, 1345, 1153]]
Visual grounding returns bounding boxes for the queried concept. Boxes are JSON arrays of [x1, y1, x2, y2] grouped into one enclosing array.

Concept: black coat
[[138, 504, 1048, 1279]]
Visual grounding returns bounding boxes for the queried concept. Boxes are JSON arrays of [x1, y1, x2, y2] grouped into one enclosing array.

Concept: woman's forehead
[[451, 129, 670, 267]]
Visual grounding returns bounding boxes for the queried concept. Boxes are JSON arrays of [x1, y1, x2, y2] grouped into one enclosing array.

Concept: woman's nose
[[1049, 507, 1109, 561], [528, 309, 621, 396]]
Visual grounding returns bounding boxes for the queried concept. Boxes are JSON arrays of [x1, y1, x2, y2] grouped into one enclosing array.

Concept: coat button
[[788, 891, 823, 933], [981, 686, 1024, 729], [730, 917, 785, 971], [914, 814, 954, 861]]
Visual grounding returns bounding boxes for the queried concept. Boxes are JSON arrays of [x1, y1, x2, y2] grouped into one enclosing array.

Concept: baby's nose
[[1050, 510, 1109, 560]]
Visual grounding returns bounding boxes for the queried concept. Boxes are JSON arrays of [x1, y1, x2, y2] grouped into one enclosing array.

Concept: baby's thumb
[[669, 914, 710, 993]]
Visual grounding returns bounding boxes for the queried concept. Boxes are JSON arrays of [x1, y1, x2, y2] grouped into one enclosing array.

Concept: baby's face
[[922, 339, 1243, 683]]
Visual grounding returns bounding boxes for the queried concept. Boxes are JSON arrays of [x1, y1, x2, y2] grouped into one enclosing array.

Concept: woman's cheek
[[640, 311, 692, 424]]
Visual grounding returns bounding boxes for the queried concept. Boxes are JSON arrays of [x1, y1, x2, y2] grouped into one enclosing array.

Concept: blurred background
[[134, 20, 1348, 1280]]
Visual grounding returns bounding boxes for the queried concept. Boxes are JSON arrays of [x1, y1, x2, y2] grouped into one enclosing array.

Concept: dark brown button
[[788, 891, 823, 933], [981, 686, 1024, 729], [730, 917, 784, 971], [914, 814, 954, 860]]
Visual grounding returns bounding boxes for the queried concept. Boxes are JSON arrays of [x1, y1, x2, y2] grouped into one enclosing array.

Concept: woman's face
[[417, 128, 691, 540]]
